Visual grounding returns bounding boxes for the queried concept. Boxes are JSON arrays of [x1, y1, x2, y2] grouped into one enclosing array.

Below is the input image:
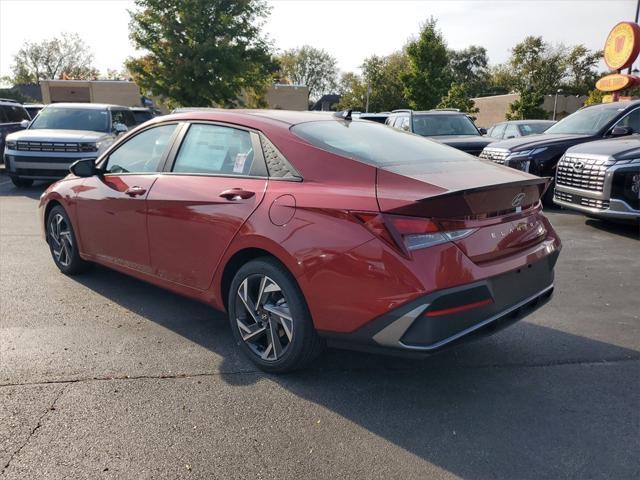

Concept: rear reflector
[[424, 298, 493, 317]]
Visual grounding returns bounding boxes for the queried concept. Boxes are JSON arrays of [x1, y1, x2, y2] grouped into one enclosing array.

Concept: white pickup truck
[[4, 103, 136, 187]]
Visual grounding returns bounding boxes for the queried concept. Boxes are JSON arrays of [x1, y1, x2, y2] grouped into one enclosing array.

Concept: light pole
[[552, 88, 563, 121]]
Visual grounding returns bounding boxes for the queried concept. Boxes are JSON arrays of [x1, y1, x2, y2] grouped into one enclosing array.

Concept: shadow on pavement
[[0, 177, 52, 200], [585, 218, 639, 240], [70, 265, 640, 479]]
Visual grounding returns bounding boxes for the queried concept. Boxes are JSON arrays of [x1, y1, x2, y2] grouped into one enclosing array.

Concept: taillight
[[352, 212, 475, 255]]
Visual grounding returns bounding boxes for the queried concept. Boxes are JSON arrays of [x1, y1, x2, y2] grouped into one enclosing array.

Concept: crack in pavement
[[1, 384, 68, 476], [0, 356, 637, 389]]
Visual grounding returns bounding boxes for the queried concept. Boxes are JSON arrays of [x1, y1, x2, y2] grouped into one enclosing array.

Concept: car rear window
[[291, 120, 474, 170]]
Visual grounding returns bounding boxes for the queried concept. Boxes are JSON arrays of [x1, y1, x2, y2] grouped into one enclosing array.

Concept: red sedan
[[39, 110, 561, 372]]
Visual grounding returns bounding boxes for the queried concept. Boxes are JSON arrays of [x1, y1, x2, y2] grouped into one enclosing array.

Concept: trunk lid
[[376, 161, 550, 263]]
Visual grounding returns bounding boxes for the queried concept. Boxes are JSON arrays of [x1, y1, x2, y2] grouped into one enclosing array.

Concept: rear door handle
[[124, 186, 147, 197], [219, 188, 255, 201]]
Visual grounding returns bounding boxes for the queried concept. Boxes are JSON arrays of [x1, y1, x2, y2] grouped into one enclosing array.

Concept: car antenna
[[333, 109, 352, 121]]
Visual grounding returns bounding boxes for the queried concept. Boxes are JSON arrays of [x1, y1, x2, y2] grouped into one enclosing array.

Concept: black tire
[[46, 205, 90, 275], [11, 177, 34, 188], [228, 257, 324, 373]]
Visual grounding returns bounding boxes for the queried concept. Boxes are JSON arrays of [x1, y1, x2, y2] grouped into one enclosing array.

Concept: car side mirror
[[69, 158, 99, 177], [113, 122, 128, 135], [610, 126, 632, 137], [479, 128, 487, 135], [20, 119, 29, 128]]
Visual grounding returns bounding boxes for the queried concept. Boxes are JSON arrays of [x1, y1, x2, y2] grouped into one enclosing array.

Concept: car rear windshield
[[412, 114, 479, 136], [30, 107, 109, 132], [291, 120, 475, 169], [545, 105, 623, 135]]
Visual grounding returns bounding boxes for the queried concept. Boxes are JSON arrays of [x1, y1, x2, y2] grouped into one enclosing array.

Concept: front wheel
[[228, 258, 324, 373], [46, 205, 90, 275]]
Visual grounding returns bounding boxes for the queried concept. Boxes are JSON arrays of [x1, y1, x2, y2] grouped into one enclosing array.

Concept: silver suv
[[554, 136, 640, 222], [4, 103, 136, 187]]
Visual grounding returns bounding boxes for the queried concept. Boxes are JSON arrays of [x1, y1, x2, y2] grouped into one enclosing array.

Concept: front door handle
[[219, 188, 255, 201], [124, 186, 147, 197]]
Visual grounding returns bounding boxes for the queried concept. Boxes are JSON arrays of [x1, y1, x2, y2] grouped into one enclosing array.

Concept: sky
[[0, 0, 637, 81]]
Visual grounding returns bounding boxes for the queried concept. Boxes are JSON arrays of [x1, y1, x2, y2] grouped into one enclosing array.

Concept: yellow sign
[[602, 95, 614, 103], [604, 22, 640, 70], [595, 73, 639, 92]]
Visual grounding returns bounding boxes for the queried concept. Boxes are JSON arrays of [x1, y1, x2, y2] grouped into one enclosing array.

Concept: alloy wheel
[[235, 274, 294, 362], [48, 213, 73, 267]]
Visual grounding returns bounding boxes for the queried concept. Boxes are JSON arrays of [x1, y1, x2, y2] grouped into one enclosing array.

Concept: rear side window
[[292, 120, 473, 170], [173, 124, 255, 175], [504, 123, 520, 139]]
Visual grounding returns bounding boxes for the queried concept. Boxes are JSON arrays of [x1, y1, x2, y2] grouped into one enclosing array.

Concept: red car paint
[[39, 110, 561, 347]]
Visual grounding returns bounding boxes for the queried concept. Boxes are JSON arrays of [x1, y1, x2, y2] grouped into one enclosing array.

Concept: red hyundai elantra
[[39, 110, 560, 372]]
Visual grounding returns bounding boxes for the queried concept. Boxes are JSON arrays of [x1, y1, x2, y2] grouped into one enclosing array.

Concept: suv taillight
[[353, 212, 475, 255]]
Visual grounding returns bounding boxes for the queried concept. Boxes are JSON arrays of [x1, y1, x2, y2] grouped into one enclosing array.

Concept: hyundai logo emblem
[[512, 192, 526, 208], [572, 161, 585, 173]]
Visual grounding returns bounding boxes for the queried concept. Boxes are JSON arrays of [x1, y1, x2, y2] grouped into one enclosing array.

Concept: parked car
[[486, 120, 556, 140], [24, 103, 45, 120], [386, 109, 495, 155], [480, 100, 640, 202], [353, 112, 389, 124], [554, 136, 640, 222], [131, 106, 160, 125], [39, 110, 560, 372], [4, 103, 136, 187], [0, 99, 30, 163]]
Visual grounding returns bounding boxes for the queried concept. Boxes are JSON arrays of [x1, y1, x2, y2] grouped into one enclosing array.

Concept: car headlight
[[80, 142, 98, 152], [506, 147, 548, 172], [5, 140, 16, 150]]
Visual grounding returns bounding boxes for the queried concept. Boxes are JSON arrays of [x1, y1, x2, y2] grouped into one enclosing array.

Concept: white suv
[[4, 103, 136, 187]]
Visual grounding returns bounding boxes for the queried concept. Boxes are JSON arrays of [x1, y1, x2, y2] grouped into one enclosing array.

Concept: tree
[[126, 0, 277, 108], [437, 83, 478, 113], [506, 90, 547, 120], [9, 33, 98, 84], [402, 18, 451, 109], [448, 46, 489, 98], [562, 45, 602, 95], [277, 46, 338, 101], [337, 72, 367, 111], [360, 52, 411, 111], [583, 88, 605, 106]]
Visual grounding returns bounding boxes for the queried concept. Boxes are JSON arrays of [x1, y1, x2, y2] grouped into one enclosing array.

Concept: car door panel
[[76, 175, 158, 272], [146, 175, 267, 289], [74, 123, 181, 272]]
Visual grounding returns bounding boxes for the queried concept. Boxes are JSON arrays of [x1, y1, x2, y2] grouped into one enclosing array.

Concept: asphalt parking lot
[[0, 175, 638, 480]]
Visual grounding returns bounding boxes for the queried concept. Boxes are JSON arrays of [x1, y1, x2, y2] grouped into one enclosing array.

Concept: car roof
[[43, 103, 128, 110], [0, 100, 25, 107]]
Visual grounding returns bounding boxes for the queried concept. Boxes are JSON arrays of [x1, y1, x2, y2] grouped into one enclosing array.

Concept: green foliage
[[563, 45, 602, 96], [337, 72, 366, 111], [402, 18, 451, 109], [448, 46, 489, 98], [506, 90, 548, 120], [583, 88, 605, 106], [9, 33, 98, 84], [0, 88, 30, 103], [437, 83, 478, 113], [277, 46, 338, 101], [126, 0, 277, 108]]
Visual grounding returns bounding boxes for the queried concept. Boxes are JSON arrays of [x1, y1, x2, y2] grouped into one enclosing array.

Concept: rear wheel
[[228, 258, 324, 373], [46, 205, 89, 275], [11, 177, 33, 188]]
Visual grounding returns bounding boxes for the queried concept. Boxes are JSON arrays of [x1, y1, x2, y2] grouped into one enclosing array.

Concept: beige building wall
[[472, 93, 587, 128], [265, 84, 309, 111], [41, 80, 142, 106]]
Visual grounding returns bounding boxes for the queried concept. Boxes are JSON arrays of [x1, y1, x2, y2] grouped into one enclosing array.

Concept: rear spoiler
[[384, 177, 550, 219]]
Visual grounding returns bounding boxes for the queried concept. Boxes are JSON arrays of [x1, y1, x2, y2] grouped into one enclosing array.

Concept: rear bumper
[[321, 252, 558, 354]]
